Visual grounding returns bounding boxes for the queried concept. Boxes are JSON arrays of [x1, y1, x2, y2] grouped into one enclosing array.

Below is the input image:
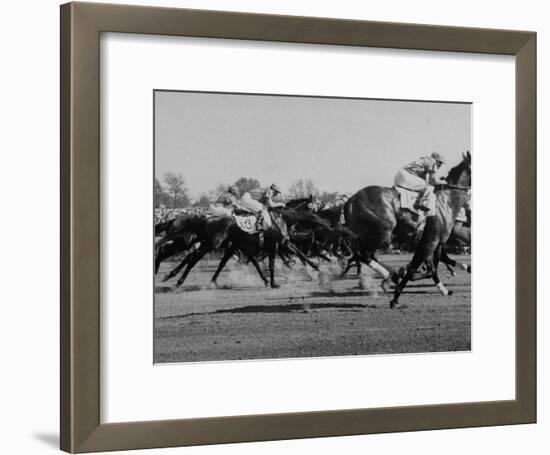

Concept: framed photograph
[[60, 2, 536, 452]]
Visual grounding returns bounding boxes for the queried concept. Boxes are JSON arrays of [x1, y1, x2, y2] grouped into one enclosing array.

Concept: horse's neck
[[446, 163, 469, 187], [437, 189, 469, 220]]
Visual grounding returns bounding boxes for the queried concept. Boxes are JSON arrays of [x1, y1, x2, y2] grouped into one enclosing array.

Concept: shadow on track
[[160, 302, 378, 320]]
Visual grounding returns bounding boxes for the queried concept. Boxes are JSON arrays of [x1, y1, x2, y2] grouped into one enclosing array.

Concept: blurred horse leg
[[175, 244, 210, 287], [268, 243, 279, 289], [211, 245, 236, 287], [162, 249, 193, 282], [441, 249, 471, 273], [284, 242, 319, 271], [431, 245, 453, 296]]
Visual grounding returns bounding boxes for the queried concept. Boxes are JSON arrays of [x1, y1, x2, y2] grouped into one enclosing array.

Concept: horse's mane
[[285, 195, 313, 209], [446, 155, 470, 186]]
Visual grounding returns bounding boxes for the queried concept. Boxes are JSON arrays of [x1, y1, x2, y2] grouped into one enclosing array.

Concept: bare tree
[[288, 178, 319, 199], [163, 172, 189, 208], [194, 193, 211, 208], [233, 177, 261, 197], [154, 178, 169, 208]]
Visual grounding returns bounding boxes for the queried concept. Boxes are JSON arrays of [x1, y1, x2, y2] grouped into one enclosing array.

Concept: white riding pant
[[240, 192, 272, 227], [394, 169, 434, 201]]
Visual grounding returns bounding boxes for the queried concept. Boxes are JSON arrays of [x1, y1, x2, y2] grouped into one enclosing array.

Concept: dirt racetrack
[[154, 254, 471, 363]]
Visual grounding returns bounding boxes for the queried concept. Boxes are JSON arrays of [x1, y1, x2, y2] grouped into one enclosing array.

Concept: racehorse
[[344, 152, 472, 290], [158, 209, 324, 288], [285, 196, 314, 212], [285, 198, 356, 259], [390, 152, 472, 308], [154, 214, 199, 274]]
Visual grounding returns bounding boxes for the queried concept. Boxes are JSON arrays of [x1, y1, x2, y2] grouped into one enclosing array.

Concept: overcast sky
[[155, 91, 471, 199]]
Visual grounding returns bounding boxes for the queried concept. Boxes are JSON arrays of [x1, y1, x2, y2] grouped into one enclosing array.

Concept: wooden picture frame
[[60, 2, 536, 452]]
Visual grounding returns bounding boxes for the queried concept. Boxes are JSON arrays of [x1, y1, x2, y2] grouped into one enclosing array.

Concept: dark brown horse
[[285, 196, 314, 212], [159, 210, 323, 288], [390, 152, 472, 307], [154, 214, 202, 274], [344, 152, 471, 290]]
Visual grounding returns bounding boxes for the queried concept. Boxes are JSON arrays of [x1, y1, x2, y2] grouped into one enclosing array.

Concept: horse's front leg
[[210, 245, 236, 287], [268, 244, 279, 289], [432, 245, 453, 296], [248, 255, 269, 286]]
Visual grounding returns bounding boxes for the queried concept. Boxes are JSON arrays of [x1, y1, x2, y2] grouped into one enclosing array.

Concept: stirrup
[[413, 200, 430, 212]]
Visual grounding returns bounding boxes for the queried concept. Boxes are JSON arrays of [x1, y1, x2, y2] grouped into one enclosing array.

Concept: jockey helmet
[[431, 152, 447, 164], [270, 183, 282, 194]]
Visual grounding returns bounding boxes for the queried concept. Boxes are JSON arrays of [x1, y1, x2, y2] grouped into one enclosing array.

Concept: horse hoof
[[381, 278, 391, 293], [448, 290, 454, 296], [390, 300, 397, 309], [264, 281, 269, 287], [270, 283, 280, 289]]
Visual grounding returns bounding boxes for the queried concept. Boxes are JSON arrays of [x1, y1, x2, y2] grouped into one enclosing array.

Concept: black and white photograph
[[153, 91, 472, 363]]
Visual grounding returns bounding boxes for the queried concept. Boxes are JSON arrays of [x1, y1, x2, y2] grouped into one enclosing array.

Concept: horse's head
[[446, 150, 471, 187], [286, 195, 314, 211]]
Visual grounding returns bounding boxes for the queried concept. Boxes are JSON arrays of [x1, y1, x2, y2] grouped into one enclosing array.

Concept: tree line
[[155, 173, 341, 209]]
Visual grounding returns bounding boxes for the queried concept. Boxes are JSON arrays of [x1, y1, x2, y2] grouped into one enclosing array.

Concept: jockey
[[394, 152, 448, 211], [335, 193, 349, 206], [260, 183, 285, 209], [209, 185, 249, 216], [240, 183, 285, 230]]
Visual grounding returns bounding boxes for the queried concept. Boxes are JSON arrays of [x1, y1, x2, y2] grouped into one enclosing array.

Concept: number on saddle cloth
[[234, 214, 258, 234]]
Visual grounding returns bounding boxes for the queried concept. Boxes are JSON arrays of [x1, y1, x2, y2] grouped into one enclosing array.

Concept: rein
[[435, 184, 471, 192]]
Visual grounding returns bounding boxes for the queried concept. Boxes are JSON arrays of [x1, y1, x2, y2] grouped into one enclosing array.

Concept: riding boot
[[414, 197, 430, 212], [414, 188, 431, 212]]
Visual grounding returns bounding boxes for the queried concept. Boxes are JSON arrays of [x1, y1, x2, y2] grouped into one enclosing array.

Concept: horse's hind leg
[[441, 249, 471, 274], [175, 245, 209, 287], [371, 254, 400, 285], [161, 243, 198, 282], [359, 254, 394, 293], [162, 252, 191, 282], [155, 241, 179, 274], [285, 242, 319, 271], [390, 253, 426, 308], [390, 268, 414, 308]]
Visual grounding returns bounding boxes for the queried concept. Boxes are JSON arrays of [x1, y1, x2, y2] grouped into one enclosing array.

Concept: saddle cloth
[[233, 214, 259, 234], [394, 186, 435, 216]]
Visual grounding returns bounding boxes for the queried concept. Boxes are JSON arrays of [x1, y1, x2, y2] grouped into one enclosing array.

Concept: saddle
[[393, 186, 435, 217]]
